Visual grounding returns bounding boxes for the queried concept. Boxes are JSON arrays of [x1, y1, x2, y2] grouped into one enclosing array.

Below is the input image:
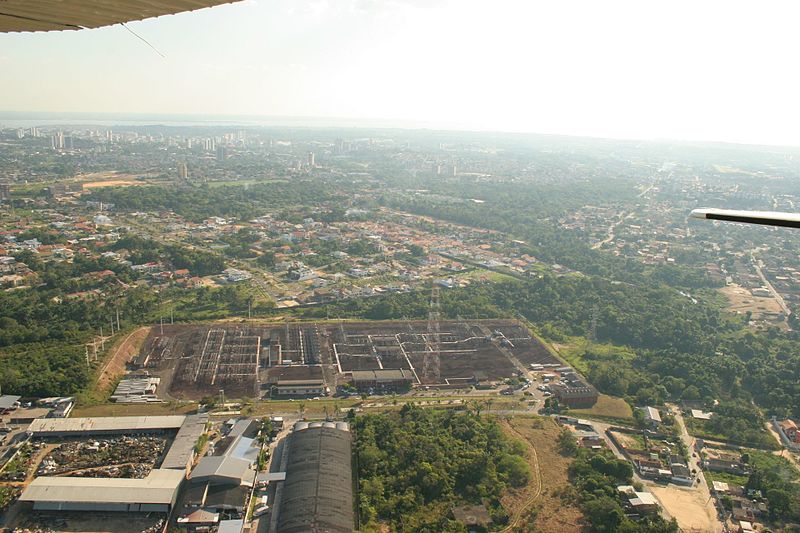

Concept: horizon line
[[2, 110, 800, 151]]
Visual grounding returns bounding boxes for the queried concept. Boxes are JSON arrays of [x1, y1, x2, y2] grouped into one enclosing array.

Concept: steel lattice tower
[[422, 285, 441, 383]]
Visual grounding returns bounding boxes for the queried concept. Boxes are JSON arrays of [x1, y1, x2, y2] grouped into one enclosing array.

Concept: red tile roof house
[[779, 419, 799, 443]]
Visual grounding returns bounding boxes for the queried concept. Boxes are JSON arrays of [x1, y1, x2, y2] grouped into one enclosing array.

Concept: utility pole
[[160, 316, 164, 335], [116, 308, 120, 331], [85, 346, 90, 368]]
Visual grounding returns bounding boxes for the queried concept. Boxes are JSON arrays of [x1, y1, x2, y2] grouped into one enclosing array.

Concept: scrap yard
[[133, 319, 562, 399]]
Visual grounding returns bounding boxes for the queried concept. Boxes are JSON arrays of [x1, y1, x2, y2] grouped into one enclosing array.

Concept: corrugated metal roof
[[190, 455, 250, 484], [217, 519, 244, 533], [0, 395, 21, 410], [0, 0, 242, 33], [278, 425, 353, 533], [20, 469, 184, 504], [161, 414, 208, 470], [28, 415, 185, 434]]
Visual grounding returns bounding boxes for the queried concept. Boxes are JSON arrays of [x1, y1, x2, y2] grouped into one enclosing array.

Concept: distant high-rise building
[[334, 138, 345, 155], [65, 136, 74, 150], [307, 151, 315, 167], [29, 126, 38, 137], [204, 138, 215, 151], [51, 131, 64, 150], [16, 129, 24, 139], [0, 182, 10, 201], [216, 145, 227, 161], [106, 129, 113, 142], [450, 164, 457, 177], [177, 162, 189, 180]]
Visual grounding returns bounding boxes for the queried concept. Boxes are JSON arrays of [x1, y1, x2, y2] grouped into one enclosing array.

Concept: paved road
[[751, 253, 791, 319]]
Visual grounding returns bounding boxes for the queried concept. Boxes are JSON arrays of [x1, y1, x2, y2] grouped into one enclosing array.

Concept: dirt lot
[[75, 172, 146, 189], [650, 485, 723, 533], [501, 416, 583, 533], [719, 284, 783, 320]]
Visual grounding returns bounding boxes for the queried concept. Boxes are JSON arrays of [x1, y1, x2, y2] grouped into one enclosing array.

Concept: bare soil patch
[[719, 284, 782, 320], [650, 485, 722, 533], [96, 327, 151, 393]]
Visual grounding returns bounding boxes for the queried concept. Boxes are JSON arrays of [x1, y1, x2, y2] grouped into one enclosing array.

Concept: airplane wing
[[690, 208, 800, 229], [0, 0, 242, 32]]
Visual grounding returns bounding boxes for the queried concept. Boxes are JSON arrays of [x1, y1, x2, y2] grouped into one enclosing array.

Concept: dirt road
[[499, 419, 543, 533], [96, 327, 151, 392]]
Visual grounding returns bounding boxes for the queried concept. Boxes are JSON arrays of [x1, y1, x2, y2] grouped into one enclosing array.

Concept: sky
[[2, 0, 800, 145]]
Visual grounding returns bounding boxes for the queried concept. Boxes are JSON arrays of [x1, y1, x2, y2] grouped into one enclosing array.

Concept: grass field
[[705, 469, 749, 488], [502, 416, 583, 532], [552, 337, 636, 375], [570, 393, 633, 420]]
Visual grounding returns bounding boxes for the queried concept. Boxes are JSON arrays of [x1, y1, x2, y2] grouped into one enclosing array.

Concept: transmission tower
[[422, 284, 441, 383]]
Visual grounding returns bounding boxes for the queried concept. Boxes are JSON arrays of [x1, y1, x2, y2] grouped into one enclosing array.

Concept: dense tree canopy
[[356, 407, 528, 531]]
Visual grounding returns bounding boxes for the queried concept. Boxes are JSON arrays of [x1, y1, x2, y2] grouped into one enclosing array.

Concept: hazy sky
[[2, 0, 800, 145]]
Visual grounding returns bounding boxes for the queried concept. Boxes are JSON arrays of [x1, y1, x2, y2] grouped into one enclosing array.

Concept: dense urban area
[[0, 123, 799, 533]]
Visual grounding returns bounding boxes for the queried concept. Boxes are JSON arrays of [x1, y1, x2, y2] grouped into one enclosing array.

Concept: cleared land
[[570, 394, 633, 420], [134, 319, 556, 400], [650, 485, 722, 533], [719, 284, 783, 321], [501, 416, 582, 533]]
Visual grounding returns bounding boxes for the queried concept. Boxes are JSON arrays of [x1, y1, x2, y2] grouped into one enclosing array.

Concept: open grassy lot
[[553, 337, 636, 376], [705, 469, 749, 488], [570, 393, 633, 420], [502, 416, 583, 532]]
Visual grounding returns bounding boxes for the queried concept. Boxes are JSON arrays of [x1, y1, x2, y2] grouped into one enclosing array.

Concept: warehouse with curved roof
[[276, 421, 354, 533]]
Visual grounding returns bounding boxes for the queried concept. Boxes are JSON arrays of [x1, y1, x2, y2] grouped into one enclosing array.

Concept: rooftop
[[191, 455, 251, 485], [0, 395, 21, 410], [643, 406, 662, 423], [350, 368, 414, 382], [161, 414, 208, 470], [20, 469, 184, 505], [278, 424, 354, 533], [28, 415, 185, 434]]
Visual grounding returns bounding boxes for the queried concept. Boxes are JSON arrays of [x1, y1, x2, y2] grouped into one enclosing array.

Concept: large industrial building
[[20, 469, 185, 513], [18, 415, 209, 518], [276, 421, 354, 533], [28, 415, 186, 437]]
